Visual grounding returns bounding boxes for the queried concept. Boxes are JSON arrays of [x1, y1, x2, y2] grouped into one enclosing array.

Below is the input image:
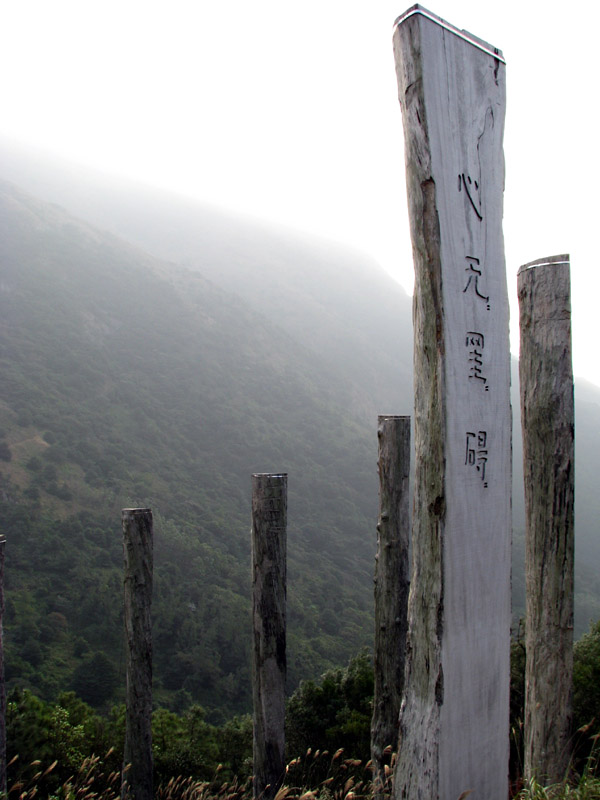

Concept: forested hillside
[[1, 143, 600, 721], [0, 180, 385, 718]]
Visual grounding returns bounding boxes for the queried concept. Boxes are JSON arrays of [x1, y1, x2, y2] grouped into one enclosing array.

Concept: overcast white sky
[[1, 0, 598, 386]]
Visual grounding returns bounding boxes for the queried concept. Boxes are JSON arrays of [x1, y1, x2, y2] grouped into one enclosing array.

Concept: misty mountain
[[0, 139, 413, 423], [0, 144, 599, 718], [0, 179, 383, 716]]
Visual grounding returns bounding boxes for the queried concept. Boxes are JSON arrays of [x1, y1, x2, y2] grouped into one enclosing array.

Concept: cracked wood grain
[[518, 255, 574, 785], [122, 508, 153, 800], [371, 416, 411, 800], [392, 8, 510, 799], [252, 474, 287, 800]]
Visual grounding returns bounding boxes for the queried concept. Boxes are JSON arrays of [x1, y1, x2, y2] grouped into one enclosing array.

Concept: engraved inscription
[[463, 257, 490, 310], [465, 430, 488, 488], [457, 162, 492, 486], [465, 331, 489, 390], [458, 172, 482, 221]]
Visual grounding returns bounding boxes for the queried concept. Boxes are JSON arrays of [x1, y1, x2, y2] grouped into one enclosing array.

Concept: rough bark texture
[[0, 536, 6, 797], [518, 255, 574, 785], [122, 509, 153, 800], [371, 416, 411, 800], [252, 474, 287, 800], [392, 21, 444, 798], [393, 8, 511, 799]]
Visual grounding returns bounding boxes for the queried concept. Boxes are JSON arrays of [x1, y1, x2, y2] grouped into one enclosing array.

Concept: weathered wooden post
[[0, 535, 6, 798], [252, 473, 287, 800], [392, 7, 511, 798], [121, 508, 153, 800], [518, 255, 574, 785], [371, 416, 410, 799]]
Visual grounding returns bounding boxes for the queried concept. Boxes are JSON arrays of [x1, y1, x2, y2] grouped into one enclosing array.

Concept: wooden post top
[[252, 474, 288, 489], [393, 5, 505, 64], [518, 253, 570, 275]]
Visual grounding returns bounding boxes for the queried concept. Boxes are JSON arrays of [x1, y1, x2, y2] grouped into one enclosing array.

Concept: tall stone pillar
[[392, 7, 511, 798]]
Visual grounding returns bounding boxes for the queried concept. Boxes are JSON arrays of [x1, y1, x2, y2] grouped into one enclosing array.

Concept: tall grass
[[6, 748, 381, 800], [7, 752, 121, 800], [514, 734, 600, 799], [6, 743, 599, 800]]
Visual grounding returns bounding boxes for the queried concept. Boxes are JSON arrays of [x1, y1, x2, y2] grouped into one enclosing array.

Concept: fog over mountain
[[0, 142, 598, 716]]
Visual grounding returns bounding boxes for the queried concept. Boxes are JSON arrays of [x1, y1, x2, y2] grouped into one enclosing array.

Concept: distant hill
[[0, 179, 387, 717], [0, 142, 599, 719], [0, 139, 414, 423]]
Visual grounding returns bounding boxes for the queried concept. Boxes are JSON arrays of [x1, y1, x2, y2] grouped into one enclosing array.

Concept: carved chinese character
[[463, 256, 490, 309], [465, 331, 489, 390], [465, 430, 488, 487], [458, 172, 482, 220]]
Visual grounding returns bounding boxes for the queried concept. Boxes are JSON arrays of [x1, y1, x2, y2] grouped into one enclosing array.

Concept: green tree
[[71, 652, 119, 708], [6, 688, 55, 770], [152, 705, 220, 783], [573, 620, 600, 740], [286, 650, 373, 763], [217, 715, 252, 779]]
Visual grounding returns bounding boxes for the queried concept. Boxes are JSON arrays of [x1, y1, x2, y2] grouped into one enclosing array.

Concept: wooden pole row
[[0, 11, 575, 800], [0, 296, 575, 800], [116, 477, 290, 800], [368, 261, 575, 797]]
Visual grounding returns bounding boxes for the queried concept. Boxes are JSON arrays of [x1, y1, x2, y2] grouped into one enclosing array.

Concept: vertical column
[[252, 473, 287, 800], [371, 416, 411, 799], [122, 508, 153, 800], [393, 7, 511, 799], [518, 255, 574, 784]]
